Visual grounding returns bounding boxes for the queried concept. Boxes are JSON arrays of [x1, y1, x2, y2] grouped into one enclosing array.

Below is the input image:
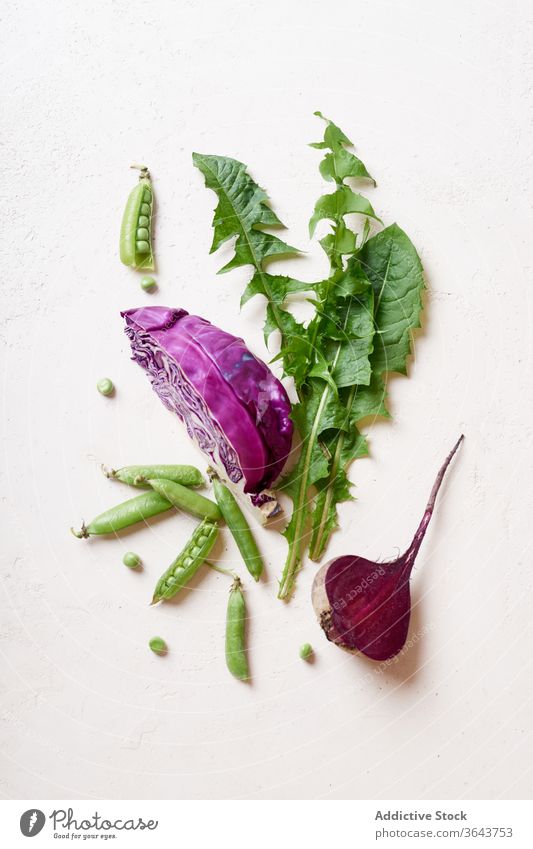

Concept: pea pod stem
[[131, 163, 150, 178], [207, 561, 238, 580]]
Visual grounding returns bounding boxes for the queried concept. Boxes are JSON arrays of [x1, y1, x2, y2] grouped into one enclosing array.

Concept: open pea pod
[[152, 518, 219, 603], [120, 164, 155, 271]]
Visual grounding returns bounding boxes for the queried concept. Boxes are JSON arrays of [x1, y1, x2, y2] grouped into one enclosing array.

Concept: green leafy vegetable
[[309, 186, 380, 238], [192, 152, 311, 348], [194, 113, 425, 599], [307, 228, 425, 562], [359, 224, 425, 376]]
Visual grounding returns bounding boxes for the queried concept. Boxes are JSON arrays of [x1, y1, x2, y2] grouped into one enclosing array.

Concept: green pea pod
[[210, 472, 263, 580], [103, 464, 204, 489], [148, 478, 222, 523], [151, 518, 219, 603], [71, 490, 172, 538], [119, 164, 155, 270], [225, 577, 249, 681]]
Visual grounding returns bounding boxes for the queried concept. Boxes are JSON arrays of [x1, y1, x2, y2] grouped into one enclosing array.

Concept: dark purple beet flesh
[[314, 435, 464, 661], [324, 555, 412, 661]]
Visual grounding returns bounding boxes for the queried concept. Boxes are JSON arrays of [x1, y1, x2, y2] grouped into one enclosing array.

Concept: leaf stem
[[308, 387, 354, 561], [303, 158, 370, 565], [278, 299, 351, 597], [278, 383, 332, 600], [279, 173, 352, 596]]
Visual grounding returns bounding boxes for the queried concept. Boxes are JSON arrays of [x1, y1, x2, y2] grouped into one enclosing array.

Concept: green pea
[[136, 240, 150, 253], [143, 189, 152, 203], [149, 636, 167, 655], [140, 203, 151, 216], [123, 551, 141, 568], [182, 556, 193, 567], [299, 643, 313, 660], [97, 378, 114, 396], [136, 227, 149, 240], [138, 215, 149, 228], [140, 276, 156, 292]]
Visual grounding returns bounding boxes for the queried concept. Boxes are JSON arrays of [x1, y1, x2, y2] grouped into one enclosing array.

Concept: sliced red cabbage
[[121, 306, 293, 518]]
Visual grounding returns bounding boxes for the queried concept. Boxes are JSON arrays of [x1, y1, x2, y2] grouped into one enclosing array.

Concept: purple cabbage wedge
[[121, 306, 293, 519], [311, 436, 464, 661]]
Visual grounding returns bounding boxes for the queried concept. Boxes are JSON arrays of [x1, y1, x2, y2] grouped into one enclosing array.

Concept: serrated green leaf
[[317, 262, 374, 388], [268, 307, 311, 385], [292, 379, 349, 436], [193, 153, 312, 356], [319, 148, 375, 184], [258, 205, 284, 228], [321, 286, 374, 341], [192, 153, 283, 252], [308, 353, 338, 394], [281, 381, 348, 503], [309, 429, 368, 561], [324, 316, 374, 389], [347, 373, 390, 422], [218, 230, 298, 274], [312, 110, 352, 148], [326, 339, 372, 388], [278, 374, 354, 598], [319, 220, 357, 263], [240, 272, 266, 307], [309, 186, 380, 237], [241, 272, 313, 309], [311, 111, 375, 185], [263, 303, 279, 344], [263, 300, 302, 346], [278, 266, 375, 594], [359, 223, 425, 375], [331, 262, 371, 298], [361, 217, 372, 246], [306, 228, 422, 561]]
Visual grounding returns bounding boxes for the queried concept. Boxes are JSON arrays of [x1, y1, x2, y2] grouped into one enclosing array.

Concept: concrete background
[[2, 0, 532, 799]]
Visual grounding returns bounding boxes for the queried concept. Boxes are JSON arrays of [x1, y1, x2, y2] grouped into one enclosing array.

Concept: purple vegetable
[[121, 306, 293, 518], [311, 436, 464, 661]]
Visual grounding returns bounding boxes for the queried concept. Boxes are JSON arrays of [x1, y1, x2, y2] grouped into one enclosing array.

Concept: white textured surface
[[2, 0, 533, 800]]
